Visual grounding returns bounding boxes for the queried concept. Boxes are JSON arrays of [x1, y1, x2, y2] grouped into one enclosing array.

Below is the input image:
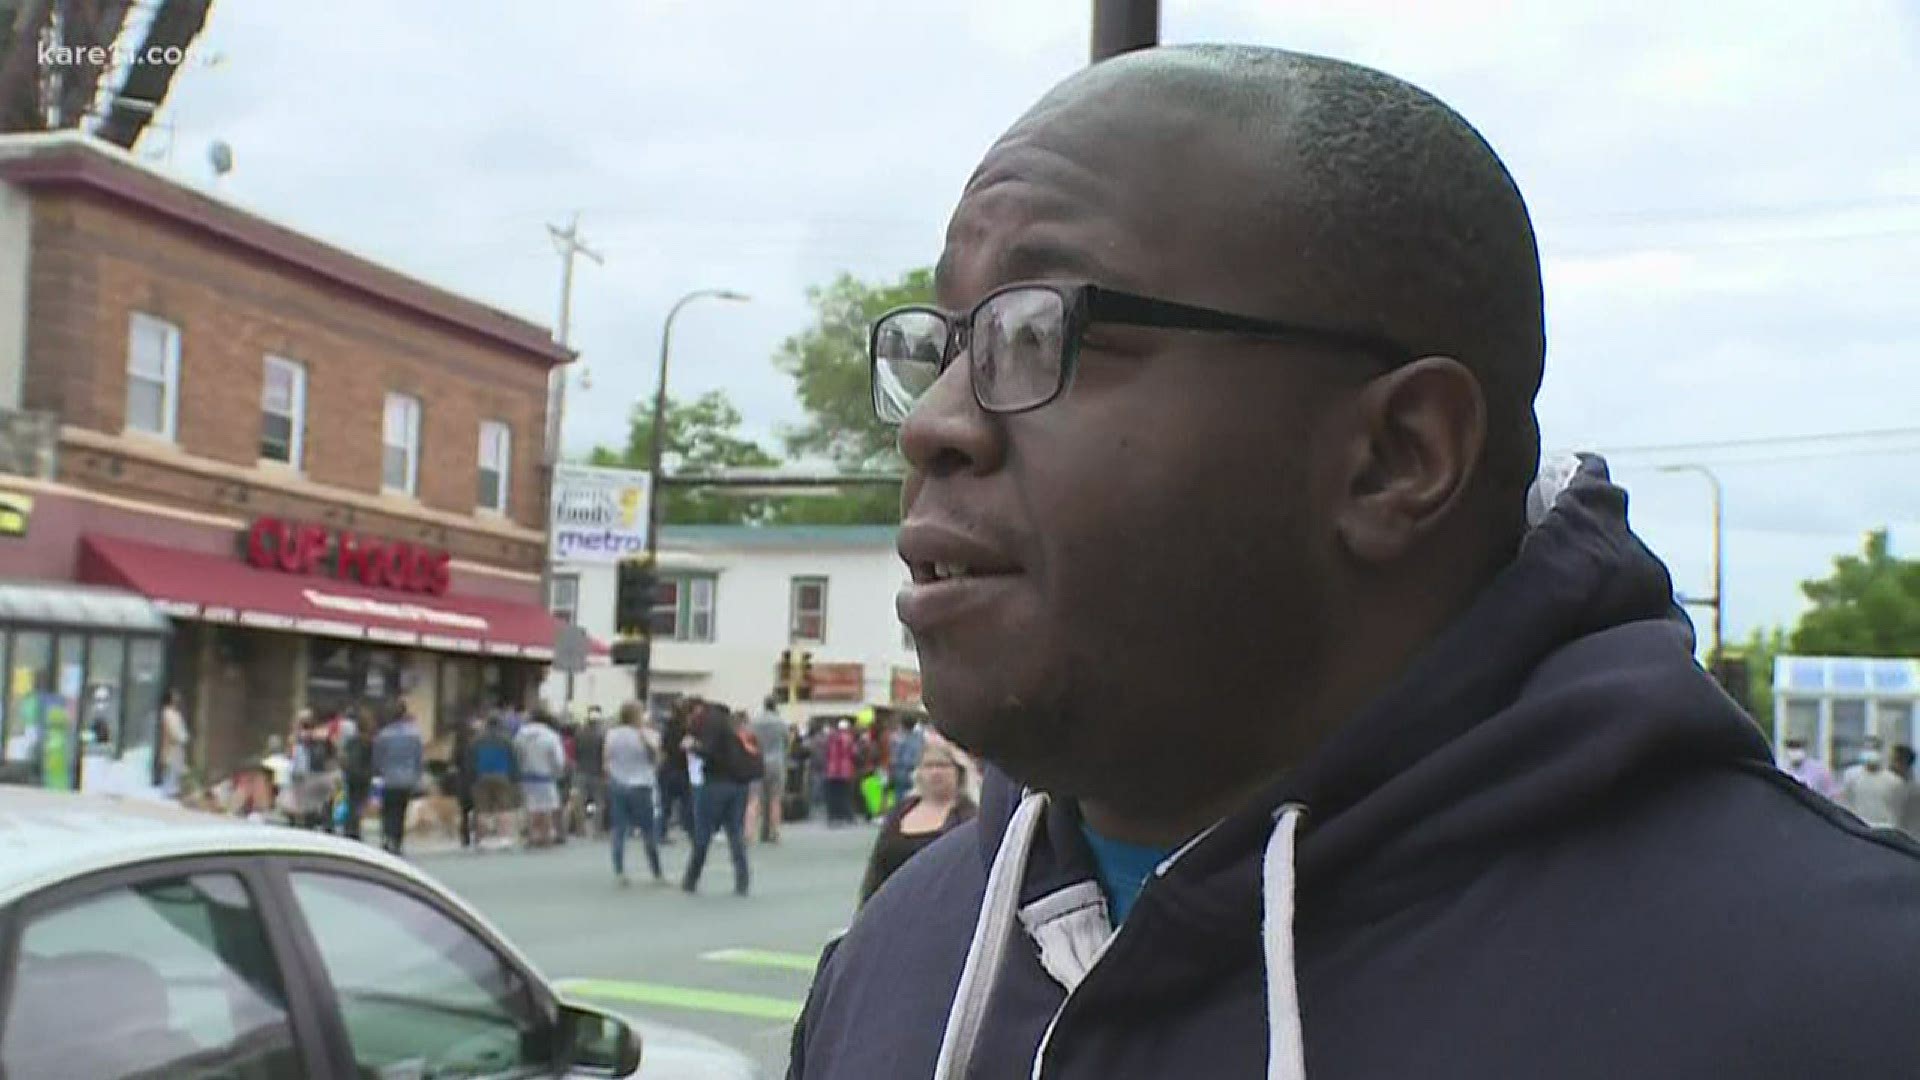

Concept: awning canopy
[[0, 581, 172, 635], [79, 535, 575, 661]]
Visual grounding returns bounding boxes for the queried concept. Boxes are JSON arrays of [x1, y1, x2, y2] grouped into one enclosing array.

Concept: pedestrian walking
[[682, 703, 755, 897], [1781, 736, 1839, 798], [605, 701, 664, 885], [470, 715, 518, 847], [822, 720, 857, 826], [787, 45, 1920, 1079], [158, 689, 190, 796], [339, 710, 374, 841], [1841, 745, 1906, 828], [658, 702, 698, 844], [514, 711, 566, 847], [370, 703, 424, 856], [886, 713, 926, 809], [750, 697, 791, 843], [574, 706, 609, 838], [859, 736, 976, 907]]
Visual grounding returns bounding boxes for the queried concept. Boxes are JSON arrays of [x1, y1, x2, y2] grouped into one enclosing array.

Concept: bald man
[[790, 46, 1920, 1079]]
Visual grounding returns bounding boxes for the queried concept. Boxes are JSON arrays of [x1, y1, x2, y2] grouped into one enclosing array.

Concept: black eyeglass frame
[[868, 280, 1417, 422]]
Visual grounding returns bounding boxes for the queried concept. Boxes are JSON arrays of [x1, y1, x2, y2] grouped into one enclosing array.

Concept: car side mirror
[[557, 1002, 643, 1075]]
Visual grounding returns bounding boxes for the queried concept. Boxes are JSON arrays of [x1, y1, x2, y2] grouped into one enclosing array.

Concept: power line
[[1593, 426, 1920, 456]]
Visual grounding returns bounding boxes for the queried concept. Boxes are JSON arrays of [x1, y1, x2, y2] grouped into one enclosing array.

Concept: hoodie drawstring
[[933, 794, 1310, 1080], [1263, 804, 1308, 1080], [933, 791, 1049, 1080]]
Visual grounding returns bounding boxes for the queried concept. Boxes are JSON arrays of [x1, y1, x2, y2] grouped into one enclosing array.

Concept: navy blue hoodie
[[789, 458, 1920, 1078]]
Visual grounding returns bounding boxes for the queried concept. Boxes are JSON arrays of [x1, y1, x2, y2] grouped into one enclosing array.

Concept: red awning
[[79, 534, 577, 661]]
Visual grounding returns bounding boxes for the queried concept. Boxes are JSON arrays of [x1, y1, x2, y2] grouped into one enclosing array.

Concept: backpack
[[729, 727, 766, 783]]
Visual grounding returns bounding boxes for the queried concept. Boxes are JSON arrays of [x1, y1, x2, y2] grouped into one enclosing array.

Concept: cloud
[[149, 0, 1918, 640]]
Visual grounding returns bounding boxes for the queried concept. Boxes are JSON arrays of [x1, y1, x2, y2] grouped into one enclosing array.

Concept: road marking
[[555, 978, 803, 1022], [700, 947, 820, 973]]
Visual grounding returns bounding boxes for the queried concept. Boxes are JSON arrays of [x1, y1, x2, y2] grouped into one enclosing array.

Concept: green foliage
[[1789, 529, 1920, 657], [586, 391, 782, 525], [774, 268, 934, 471], [1730, 626, 1788, 738]]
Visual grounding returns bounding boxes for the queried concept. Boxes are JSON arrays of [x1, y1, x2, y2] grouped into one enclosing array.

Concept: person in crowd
[[821, 719, 858, 827], [1840, 742, 1906, 828], [470, 714, 519, 848], [887, 713, 926, 810], [853, 721, 883, 821], [859, 735, 977, 908], [605, 701, 665, 885], [786, 45, 1920, 1079], [555, 715, 578, 844], [682, 702, 756, 897], [574, 706, 609, 839], [514, 710, 566, 847], [659, 701, 697, 845], [371, 702, 424, 856], [803, 717, 831, 819], [159, 689, 190, 796], [1780, 736, 1839, 798], [288, 711, 335, 830], [339, 708, 375, 841], [750, 696, 792, 843], [448, 708, 477, 848]]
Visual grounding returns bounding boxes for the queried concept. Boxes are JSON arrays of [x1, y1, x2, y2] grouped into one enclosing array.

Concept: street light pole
[[1092, 0, 1159, 62], [1661, 463, 1724, 664], [636, 288, 749, 702]]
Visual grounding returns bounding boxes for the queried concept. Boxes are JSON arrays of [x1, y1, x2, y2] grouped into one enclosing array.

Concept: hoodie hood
[[973, 452, 1770, 923]]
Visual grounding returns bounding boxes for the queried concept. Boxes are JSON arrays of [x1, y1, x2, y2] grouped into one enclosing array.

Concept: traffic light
[[776, 649, 793, 699], [615, 560, 656, 636], [798, 651, 815, 701]]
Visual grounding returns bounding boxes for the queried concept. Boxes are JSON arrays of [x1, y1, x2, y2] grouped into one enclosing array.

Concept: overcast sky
[[150, 0, 1919, 649]]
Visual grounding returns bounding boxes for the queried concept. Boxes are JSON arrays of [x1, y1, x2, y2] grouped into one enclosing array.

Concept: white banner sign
[[550, 463, 652, 564]]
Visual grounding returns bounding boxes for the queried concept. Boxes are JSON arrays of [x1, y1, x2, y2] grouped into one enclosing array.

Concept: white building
[[539, 524, 922, 719]]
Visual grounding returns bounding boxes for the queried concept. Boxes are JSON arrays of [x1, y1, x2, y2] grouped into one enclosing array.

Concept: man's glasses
[[869, 281, 1414, 424]]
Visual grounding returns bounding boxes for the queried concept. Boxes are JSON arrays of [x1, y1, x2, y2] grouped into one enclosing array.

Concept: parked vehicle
[[0, 786, 758, 1079]]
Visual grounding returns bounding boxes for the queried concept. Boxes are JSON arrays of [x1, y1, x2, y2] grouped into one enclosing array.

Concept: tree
[[587, 391, 782, 526], [775, 267, 933, 472], [1789, 529, 1920, 658], [1729, 626, 1788, 739]]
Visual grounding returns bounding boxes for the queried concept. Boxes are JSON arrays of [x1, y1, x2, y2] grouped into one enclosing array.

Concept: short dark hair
[[1065, 46, 1544, 501]]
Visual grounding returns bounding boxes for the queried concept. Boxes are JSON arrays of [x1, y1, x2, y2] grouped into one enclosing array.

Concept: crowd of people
[[188, 690, 968, 905], [1782, 737, 1920, 833]]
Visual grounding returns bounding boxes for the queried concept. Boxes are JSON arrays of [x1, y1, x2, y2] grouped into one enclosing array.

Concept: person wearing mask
[[604, 701, 664, 885], [786, 46, 1920, 1079], [371, 703, 424, 856], [822, 720, 857, 827], [1780, 736, 1838, 799], [1840, 744, 1906, 829], [682, 703, 755, 897], [470, 715, 519, 848], [159, 689, 190, 796], [575, 706, 609, 839], [859, 736, 977, 907], [750, 697, 791, 843]]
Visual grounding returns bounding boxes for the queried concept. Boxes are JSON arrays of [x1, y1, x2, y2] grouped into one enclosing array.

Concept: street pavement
[[414, 817, 879, 1078]]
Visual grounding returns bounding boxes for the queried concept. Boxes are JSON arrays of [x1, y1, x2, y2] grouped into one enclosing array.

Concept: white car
[[0, 786, 759, 1079]]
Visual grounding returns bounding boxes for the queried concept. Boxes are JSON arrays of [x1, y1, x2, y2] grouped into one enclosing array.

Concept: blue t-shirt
[[1079, 821, 1175, 924]]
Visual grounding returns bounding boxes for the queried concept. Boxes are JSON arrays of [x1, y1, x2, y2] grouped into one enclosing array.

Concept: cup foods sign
[[550, 464, 652, 564]]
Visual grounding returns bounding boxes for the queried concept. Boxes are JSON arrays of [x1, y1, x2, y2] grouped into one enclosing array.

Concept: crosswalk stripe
[[554, 978, 803, 1022], [700, 947, 821, 973]]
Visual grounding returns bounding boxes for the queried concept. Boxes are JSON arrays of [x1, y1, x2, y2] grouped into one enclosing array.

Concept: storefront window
[[1831, 699, 1869, 769], [126, 638, 166, 782], [307, 639, 357, 716], [363, 649, 402, 703], [4, 632, 52, 768], [83, 636, 126, 749]]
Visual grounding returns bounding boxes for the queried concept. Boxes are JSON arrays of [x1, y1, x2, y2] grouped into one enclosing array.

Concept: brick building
[[0, 131, 574, 789]]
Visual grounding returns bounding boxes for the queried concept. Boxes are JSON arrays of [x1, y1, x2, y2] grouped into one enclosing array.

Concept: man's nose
[[897, 350, 1006, 481]]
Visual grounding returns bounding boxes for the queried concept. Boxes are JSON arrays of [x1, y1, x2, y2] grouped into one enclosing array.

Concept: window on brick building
[[126, 313, 180, 440], [260, 356, 307, 467], [477, 420, 511, 514], [548, 573, 579, 625], [383, 393, 421, 496]]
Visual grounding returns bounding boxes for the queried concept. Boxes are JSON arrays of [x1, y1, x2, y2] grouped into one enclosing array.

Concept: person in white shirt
[[604, 701, 664, 884], [1839, 747, 1907, 829], [514, 713, 566, 846]]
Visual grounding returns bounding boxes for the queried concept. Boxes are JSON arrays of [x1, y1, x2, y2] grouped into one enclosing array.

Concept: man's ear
[[1332, 357, 1486, 564]]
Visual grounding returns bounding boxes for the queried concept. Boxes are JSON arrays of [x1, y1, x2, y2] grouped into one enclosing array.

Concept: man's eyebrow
[[995, 239, 1110, 286]]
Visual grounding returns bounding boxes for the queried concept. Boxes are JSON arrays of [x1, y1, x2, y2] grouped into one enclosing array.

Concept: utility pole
[[1091, 0, 1158, 62], [1661, 463, 1724, 665], [544, 213, 602, 713]]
